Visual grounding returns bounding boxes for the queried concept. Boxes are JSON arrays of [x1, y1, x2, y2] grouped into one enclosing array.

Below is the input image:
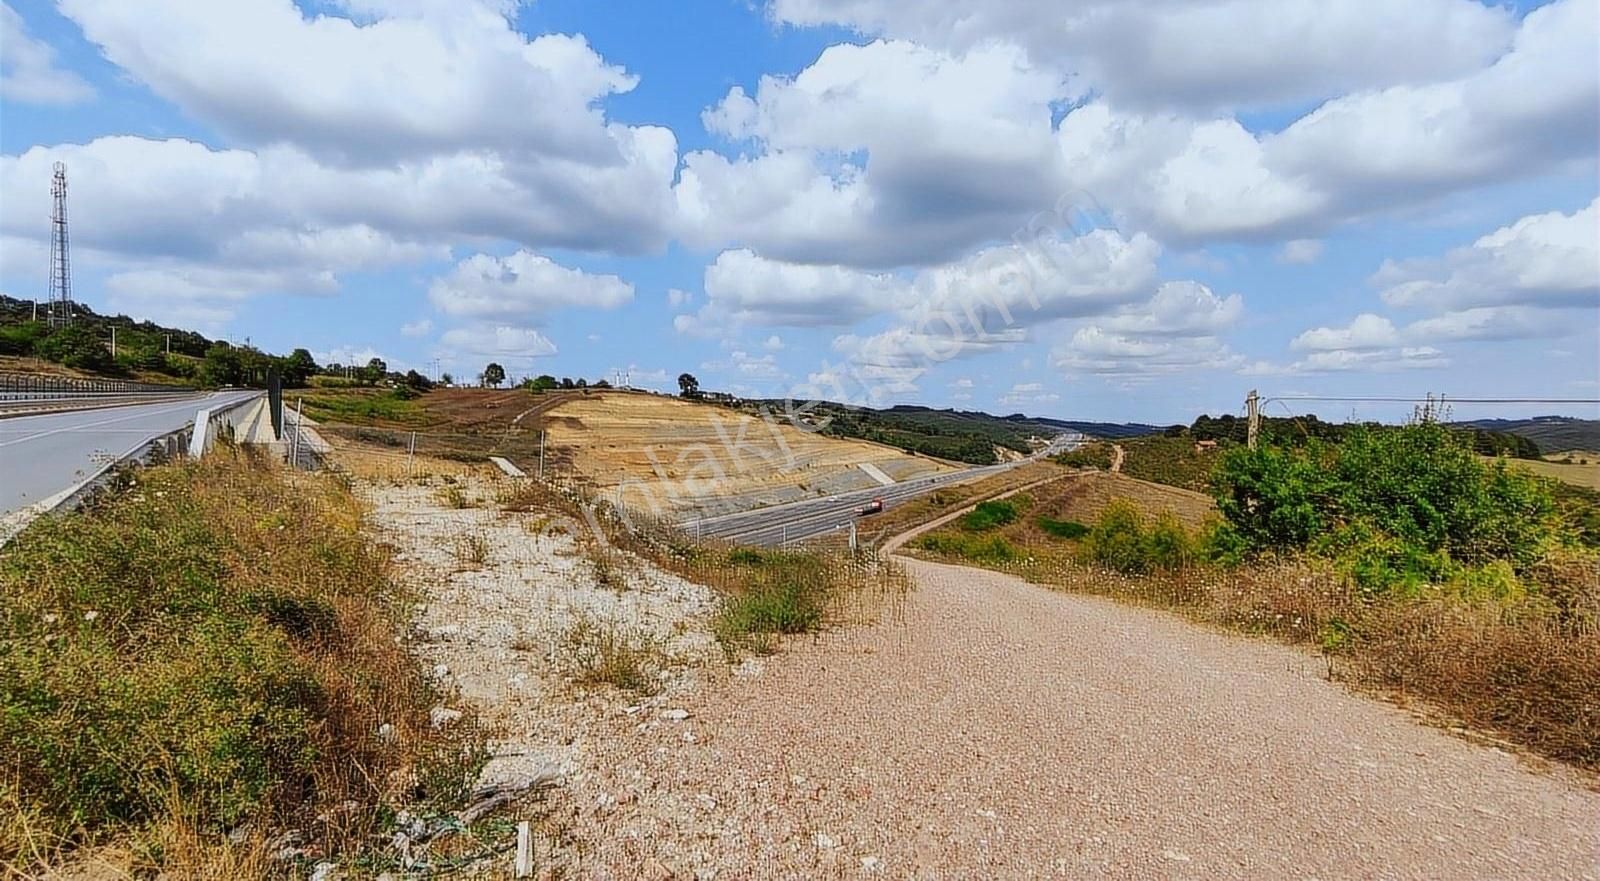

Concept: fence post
[[407, 431, 417, 475], [289, 398, 304, 469]]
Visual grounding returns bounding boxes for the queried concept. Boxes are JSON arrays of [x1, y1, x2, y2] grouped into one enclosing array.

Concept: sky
[[0, 0, 1596, 424]]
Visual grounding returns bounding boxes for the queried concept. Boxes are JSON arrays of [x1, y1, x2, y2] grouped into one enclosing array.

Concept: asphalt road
[[687, 432, 1085, 547], [0, 390, 254, 517]]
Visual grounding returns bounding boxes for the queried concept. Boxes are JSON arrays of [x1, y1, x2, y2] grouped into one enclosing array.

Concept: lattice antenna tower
[[47, 161, 73, 327]]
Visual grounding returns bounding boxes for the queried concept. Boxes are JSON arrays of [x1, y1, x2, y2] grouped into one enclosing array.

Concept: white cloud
[[1291, 313, 1401, 352], [677, 39, 1069, 267], [313, 345, 389, 367], [1099, 281, 1242, 337], [1052, 327, 1242, 378], [701, 350, 785, 381], [770, 0, 1515, 111], [1052, 1, 1597, 245], [438, 325, 558, 358], [427, 250, 633, 322], [1000, 381, 1059, 406], [0, 2, 93, 104], [1278, 239, 1325, 265], [400, 319, 433, 337], [1375, 197, 1599, 311], [764, 334, 785, 351], [667, 288, 691, 308], [59, 0, 639, 164], [679, 248, 903, 331], [1404, 306, 1566, 343]]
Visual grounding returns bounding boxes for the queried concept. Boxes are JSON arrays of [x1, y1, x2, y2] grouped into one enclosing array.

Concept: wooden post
[[407, 431, 417, 475], [538, 429, 546, 480], [1246, 389, 1261, 450]]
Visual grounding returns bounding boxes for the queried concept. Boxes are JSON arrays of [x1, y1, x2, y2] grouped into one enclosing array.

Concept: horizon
[[1, 0, 1596, 426]]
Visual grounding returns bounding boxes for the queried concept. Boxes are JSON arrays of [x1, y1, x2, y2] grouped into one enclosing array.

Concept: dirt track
[[572, 557, 1600, 879]]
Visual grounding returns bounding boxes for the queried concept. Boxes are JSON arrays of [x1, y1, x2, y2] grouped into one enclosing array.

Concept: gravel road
[[574, 557, 1600, 879]]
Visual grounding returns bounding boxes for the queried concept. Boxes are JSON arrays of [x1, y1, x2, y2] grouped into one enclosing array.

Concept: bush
[[1079, 501, 1196, 574], [1036, 516, 1088, 540], [912, 532, 1020, 564], [961, 499, 1021, 531], [712, 550, 830, 654], [1211, 423, 1561, 572], [1053, 443, 1114, 469]]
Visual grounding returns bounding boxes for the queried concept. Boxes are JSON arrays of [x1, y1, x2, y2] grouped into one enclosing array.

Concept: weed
[[1036, 516, 1088, 540], [436, 484, 471, 509], [961, 499, 1022, 531], [454, 531, 490, 568], [558, 613, 663, 694]]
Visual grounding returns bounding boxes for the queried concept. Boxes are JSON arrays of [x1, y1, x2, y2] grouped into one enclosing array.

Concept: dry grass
[[0, 448, 484, 877], [558, 612, 665, 694], [1505, 456, 1600, 490]]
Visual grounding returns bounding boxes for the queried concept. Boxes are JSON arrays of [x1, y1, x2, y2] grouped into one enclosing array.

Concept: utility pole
[[538, 429, 546, 480], [110, 326, 116, 358], [165, 334, 171, 355], [1246, 389, 1261, 450]]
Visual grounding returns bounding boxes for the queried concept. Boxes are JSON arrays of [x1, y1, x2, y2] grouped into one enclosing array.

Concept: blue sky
[[1, 0, 1596, 424]]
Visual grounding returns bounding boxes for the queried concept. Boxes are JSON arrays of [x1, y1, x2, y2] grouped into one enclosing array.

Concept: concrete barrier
[[188, 393, 269, 459]]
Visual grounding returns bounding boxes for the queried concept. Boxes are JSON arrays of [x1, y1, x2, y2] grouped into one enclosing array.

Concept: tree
[[403, 369, 433, 391], [482, 362, 506, 388], [361, 357, 388, 386], [440, 372, 455, 386], [199, 344, 244, 387], [529, 374, 558, 391], [559, 377, 575, 390], [678, 372, 700, 398], [281, 348, 318, 388]]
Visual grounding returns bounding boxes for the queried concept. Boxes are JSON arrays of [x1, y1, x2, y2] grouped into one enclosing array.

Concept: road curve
[[0, 390, 256, 517]]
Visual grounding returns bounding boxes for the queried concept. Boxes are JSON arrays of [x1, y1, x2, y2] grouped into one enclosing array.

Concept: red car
[[857, 498, 884, 516]]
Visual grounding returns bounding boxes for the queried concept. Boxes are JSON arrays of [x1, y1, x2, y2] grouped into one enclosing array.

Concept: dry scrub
[[0, 448, 483, 877]]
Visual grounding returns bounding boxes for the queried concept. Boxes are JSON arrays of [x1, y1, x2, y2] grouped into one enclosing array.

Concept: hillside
[[1453, 417, 1600, 454], [544, 392, 957, 513], [747, 399, 1158, 465]]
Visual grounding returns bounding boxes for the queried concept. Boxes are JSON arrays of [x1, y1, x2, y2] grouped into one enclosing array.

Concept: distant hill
[[744, 399, 1160, 465], [1452, 417, 1600, 454]]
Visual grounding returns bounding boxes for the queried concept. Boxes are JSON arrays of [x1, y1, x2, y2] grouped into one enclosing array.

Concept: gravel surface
[[570, 557, 1599, 879], [367, 476, 1599, 880]]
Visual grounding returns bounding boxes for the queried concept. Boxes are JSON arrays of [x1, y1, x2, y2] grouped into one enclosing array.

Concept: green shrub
[[961, 499, 1021, 531], [1078, 502, 1196, 574], [913, 532, 1019, 563], [1036, 516, 1089, 540], [1053, 443, 1114, 469], [712, 550, 831, 653], [1081, 500, 1151, 573]]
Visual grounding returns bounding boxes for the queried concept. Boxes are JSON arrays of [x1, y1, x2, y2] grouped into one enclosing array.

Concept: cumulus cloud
[[438, 325, 559, 358], [1278, 239, 1325, 264], [678, 248, 903, 332], [1000, 381, 1059, 406], [59, 0, 640, 164], [1051, 327, 1242, 378], [677, 39, 1069, 267], [1291, 313, 1401, 352], [1, 2, 94, 104], [400, 319, 433, 337], [428, 250, 633, 322], [1374, 197, 1599, 312], [769, 0, 1515, 111]]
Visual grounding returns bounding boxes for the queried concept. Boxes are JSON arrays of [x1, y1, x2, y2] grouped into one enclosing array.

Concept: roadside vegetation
[[909, 421, 1600, 769], [0, 448, 483, 876], [1051, 441, 1115, 470]]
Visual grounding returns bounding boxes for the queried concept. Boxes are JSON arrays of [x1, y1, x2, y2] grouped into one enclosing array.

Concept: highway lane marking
[[0, 393, 234, 448]]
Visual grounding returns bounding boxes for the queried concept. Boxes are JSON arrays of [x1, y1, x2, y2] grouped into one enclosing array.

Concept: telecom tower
[[47, 161, 73, 327]]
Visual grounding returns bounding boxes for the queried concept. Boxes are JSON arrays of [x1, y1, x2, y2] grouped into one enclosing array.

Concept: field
[[1118, 435, 1228, 492], [1511, 456, 1600, 490], [543, 392, 956, 513]]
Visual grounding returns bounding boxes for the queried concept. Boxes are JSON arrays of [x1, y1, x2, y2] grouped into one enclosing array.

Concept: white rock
[[376, 723, 396, 742], [309, 862, 338, 881], [429, 706, 463, 729], [695, 793, 718, 811], [431, 663, 450, 680], [860, 856, 884, 872], [660, 708, 690, 722], [1161, 849, 1192, 863], [813, 832, 838, 850]]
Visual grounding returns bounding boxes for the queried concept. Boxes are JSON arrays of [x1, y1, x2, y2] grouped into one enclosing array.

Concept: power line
[[1264, 395, 1599, 405]]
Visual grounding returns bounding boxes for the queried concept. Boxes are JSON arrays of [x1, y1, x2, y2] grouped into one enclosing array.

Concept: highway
[[0, 390, 255, 517], [686, 432, 1084, 547]]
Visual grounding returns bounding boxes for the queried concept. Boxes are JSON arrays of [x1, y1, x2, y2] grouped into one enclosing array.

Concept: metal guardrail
[[0, 372, 192, 401]]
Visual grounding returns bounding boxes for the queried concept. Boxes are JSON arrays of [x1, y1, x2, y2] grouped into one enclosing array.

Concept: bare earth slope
[[574, 558, 1600, 879], [541, 392, 954, 513]]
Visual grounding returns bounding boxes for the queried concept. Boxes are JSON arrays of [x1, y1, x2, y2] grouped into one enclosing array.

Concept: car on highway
[[857, 497, 884, 516]]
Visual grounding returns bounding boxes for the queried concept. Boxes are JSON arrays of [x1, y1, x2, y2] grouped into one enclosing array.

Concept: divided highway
[[688, 432, 1084, 547], [0, 390, 256, 518]]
